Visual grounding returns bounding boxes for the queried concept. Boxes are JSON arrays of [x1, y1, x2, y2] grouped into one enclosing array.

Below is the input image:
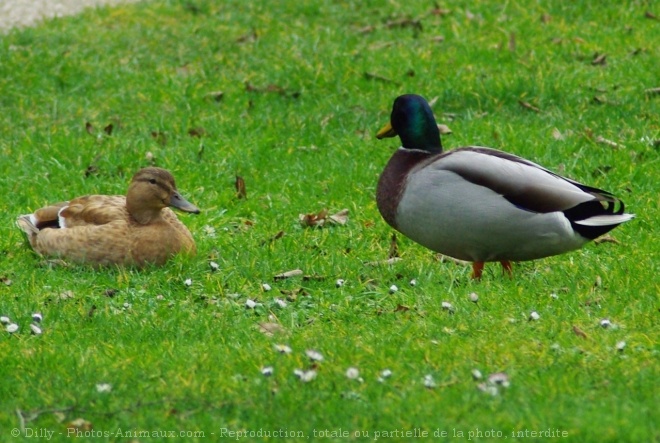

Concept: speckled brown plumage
[[17, 167, 200, 267]]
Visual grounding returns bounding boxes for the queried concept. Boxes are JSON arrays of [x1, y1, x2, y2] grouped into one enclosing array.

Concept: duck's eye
[[149, 178, 157, 184]]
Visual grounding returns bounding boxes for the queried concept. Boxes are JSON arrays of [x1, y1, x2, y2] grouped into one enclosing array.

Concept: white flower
[[345, 367, 360, 379], [261, 366, 274, 376], [469, 292, 479, 303], [294, 369, 317, 382], [184, 278, 193, 287], [30, 324, 42, 335], [245, 299, 257, 309], [471, 369, 483, 380], [441, 301, 455, 313], [306, 349, 324, 362], [262, 283, 272, 292], [96, 383, 112, 393], [335, 279, 345, 288], [529, 311, 540, 321], [616, 341, 626, 351], [600, 319, 612, 328], [274, 344, 292, 354], [409, 279, 417, 287], [389, 285, 398, 294], [423, 374, 436, 388], [274, 298, 287, 308], [209, 261, 220, 271], [6, 323, 18, 333], [0, 316, 10, 324], [32, 313, 43, 323]]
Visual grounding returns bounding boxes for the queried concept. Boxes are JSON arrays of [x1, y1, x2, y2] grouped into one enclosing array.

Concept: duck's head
[[126, 167, 200, 224], [376, 94, 442, 153]]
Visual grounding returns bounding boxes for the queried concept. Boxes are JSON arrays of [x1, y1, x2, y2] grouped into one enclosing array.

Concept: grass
[[0, 0, 658, 441]]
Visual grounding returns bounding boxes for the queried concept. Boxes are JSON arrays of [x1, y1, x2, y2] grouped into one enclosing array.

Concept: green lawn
[[0, 0, 658, 441]]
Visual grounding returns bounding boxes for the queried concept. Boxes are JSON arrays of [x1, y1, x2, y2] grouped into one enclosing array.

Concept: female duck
[[17, 167, 200, 267], [376, 94, 634, 278]]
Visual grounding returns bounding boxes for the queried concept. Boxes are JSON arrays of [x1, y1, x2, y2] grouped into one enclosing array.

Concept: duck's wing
[[430, 147, 634, 238], [30, 220, 131, 265], [59, 195, 128, 228]]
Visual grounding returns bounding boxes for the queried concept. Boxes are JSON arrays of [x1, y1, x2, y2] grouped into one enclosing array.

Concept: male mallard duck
[[376, 94, 634, 278], [17, 167, 200, 267]]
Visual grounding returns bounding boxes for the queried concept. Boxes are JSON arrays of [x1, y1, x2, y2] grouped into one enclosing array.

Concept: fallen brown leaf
[[257, 322, 285, 336], [644, 11, 659, 20], [188, 127, 206, 138], [299, 209, 348, 227], [572, 325, 588, 339], [364, 257, 402, 266], [594, 235, 621, 245], [67, 418, 92, 431], [394, 304, 410, 313], [595, 135, 620, 149], [437, 124, 452, 135], [389, 233, 399, 259], [591, 53, 607, 66], [85, 122, 94, 135], [519, 100, 541, 113], [235, 176, 247, 199], [645, 87, 660, 96], [364, 72, 400, 85], [508, 32, 516, 52], [274, 269, 303, 280]]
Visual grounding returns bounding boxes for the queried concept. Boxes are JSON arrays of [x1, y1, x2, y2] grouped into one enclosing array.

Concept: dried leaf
[[429, 7, 451, 16], [394, 304, 410, 312], [508, 32, 516, 52], [645, 87, 660, 96], [540, 13, 552, 23], [363, 72, 400, 85], [103, 123, 113, 135], [235, 176, 247, 199], [591, 53, 607, 66], [437, 124, 452, 135], [572, 325, 588, 339], [518, 100, 541, 113], [151, 131, 167, 146], [384, 18, 422, 31], [595, 135, 620, 149], [552, 128, 564, 140], [594, 235, 620, 245], [357, 25, 376, 34], [644, 11, 659, 20], [85, 122, 95, 135], [365, 257, 402, 266], [274, 269, 303, 280], [236, 29, 258, 43], [389, 233, 399, 259], [262, 230, 285, 246], [206, 90, 225, 101], [188, 127, 206, 138], [67, 418, 92, 431], [299, 209, 348, 227], [257, 322, 285, 336]]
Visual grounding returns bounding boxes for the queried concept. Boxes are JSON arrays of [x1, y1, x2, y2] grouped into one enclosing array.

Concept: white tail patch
[[576, 213, 635, 227], [57, 206, 69, 228]]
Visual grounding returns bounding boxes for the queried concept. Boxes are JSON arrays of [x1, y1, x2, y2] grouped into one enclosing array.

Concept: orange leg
[[471, 262, 485, 280], [500, 260, 513, 277]]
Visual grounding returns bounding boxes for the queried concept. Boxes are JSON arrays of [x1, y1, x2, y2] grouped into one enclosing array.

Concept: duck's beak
[[169, 191, 200, 214], [376, 121, 397, 139]]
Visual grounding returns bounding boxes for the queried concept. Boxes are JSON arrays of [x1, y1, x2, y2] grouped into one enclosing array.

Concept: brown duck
[[17, 167, 200, 267]]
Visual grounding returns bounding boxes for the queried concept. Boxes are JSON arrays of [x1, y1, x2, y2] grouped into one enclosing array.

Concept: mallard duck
[[17, 167, 200, 267], [376, 94, 634, 278]]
